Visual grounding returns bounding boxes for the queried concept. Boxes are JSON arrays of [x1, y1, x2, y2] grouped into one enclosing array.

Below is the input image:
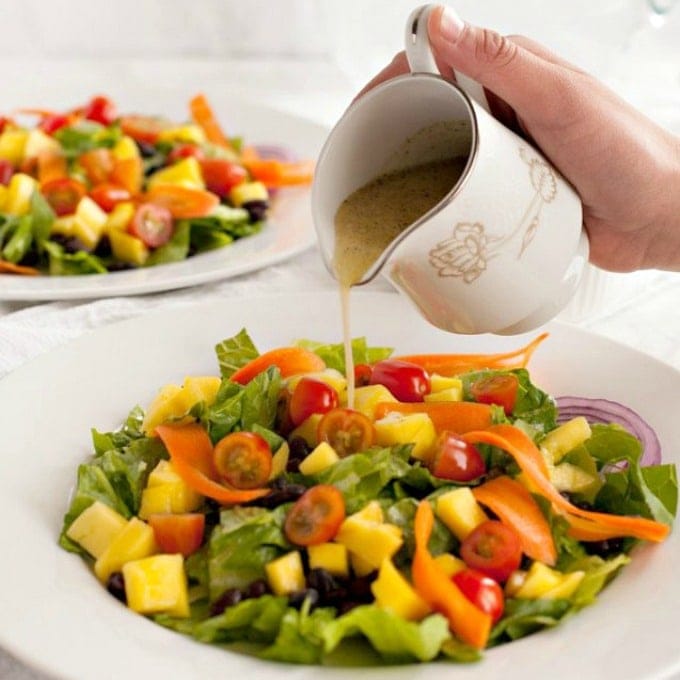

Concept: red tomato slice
[[0, 160, 13, 186], [353, 364, 373, 388], [148, 513, 205, 557], [79, 148, 114, 186], [40, 113, 70, 135], [470, 374, 519, 416], [144, 184, 219, 219], [128, 203, 174, 247], [213, 431, 272, 490], [289, 378, 339, 427], [317, 408, 375, 457], [284, 484, 345, 546], [82, 95, 117, 126], [41, 178, 87, 217], [120, 115, 171, 144], [167, 144, 205, 164], [452, 569, 505, 623], [199, 158, 247, 198], [90, 183, 131, 212], [460, 520, 523, 583], [431, 431, 486, 482], [370, 359, 431, 402]]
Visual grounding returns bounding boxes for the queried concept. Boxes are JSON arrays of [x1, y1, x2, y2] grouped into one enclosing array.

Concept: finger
[[353, 51, 410, 102], [508, 34, 582, 72]]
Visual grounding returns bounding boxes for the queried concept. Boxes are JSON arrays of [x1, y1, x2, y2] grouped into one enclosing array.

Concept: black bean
[[242, 200, 269, 222], [245, 579, 270, 599], [348, 574, 376, 600], [249, 481, 307, 509], [288, 588, 319, 609], [286, 436, 310, 473], [584, 537, 625, 558], [106, 572, 127, 604], [210, 588, 242, 616], [94, 235, 112, 258], [306, 568, 340, 598], [135, 141, 158, 158]]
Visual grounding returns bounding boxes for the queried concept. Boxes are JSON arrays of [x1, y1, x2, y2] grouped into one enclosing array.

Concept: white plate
[[0, 291, 678, 680], [0, 99, 327, 301]]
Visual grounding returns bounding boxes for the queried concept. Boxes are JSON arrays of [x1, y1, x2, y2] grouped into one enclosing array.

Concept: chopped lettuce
[[490, 598, 571, 643], [144, 221, 190, 266], [44, 240, 107, 275], [295, 337, 393, 374], [214, 328, 259, 379]]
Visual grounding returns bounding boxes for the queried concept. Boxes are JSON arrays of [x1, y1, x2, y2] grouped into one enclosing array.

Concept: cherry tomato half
[[148, 513, 205, 557], [199, 158, 247, 198], [452, 568, 505, 623], [41, 178, 87, 216], [82, 95, 117, 126], [90, 183, 131, 212], [213, 431, 272, 490], [167, 144, 205, 164], [284, 484, 345, 546], [128, 203, 174, 248], [431, 431, 486, 482], [120, 114, 170, 144], [317, 408, 375, 457], [40, 113, 70, 135], [0, 159, 13, 186], [460, 520, 523, 583], [369, 359, 431, 402], [79, 148, 114, 186], [289, 377, 338, 427], [470, 374, 519, 416], [353, 363, 373, 388]]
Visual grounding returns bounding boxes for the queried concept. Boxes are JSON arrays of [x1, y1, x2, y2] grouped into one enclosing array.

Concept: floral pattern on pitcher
[[428, 147, 558, 282]]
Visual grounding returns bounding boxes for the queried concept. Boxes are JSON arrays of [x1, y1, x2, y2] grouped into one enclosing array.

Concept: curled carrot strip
[[373, 400, 492, 434], [189, 93, 232, 149], [230, 347, 325, 385], [0, 260, 40, 276]]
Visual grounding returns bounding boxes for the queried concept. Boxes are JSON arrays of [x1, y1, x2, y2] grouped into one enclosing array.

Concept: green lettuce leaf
[[568, 553, 630, 607], [54, 122, 122, 158], [44, 240, 107, 275], [215, 328, 259, 378], [2, 215, 33, 263], [490, 598, 571, 642], [144, 221, 190, 266], [30, 189, 56, 248], [295, 337, 393, 374]]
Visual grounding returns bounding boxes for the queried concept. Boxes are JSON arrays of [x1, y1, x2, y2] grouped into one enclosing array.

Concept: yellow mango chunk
[[24, 129, 60, 158], [138, 483, 203, 519], [148, 157, 205, 190], [157, 124, 207, 145], [550, 462, 598, 493], [350, 552, 376, 577], [351, 500, 384, 523], [286, 368, 347, 396], [72, 196, 108, 250], [430, 374, 464, 393], [514, 562, 565, 599], [433, 553, 466, 578], [66, 501, 127, 559], [4, 173, 37, 215], [435, 487, 488, 541], [299, 441, 340, 476], [371, 558, 431, 621], [112, 136, 141, 161], [335, 517, 403, 570], [123, 554, 190, 617], [0, 185, 7, 211], [50, 215, 76, 237], [105, 201, 135, 233], [147, 459, 182, 487], [0, 130, 28, 166], [108, 229, 150, 266], [94, 518, 158, 583], [307, 542, 349, 578], [289, 413, 322, 448], [270, 442, 290, 480], [540, 417, 592, 463], [265, 551, 305, 595], [374, 411, 437, 462], [353, 384, 398, 421], [541, 571, 585, 599], [424, 385, 463, 403], [229, 181, 268, 207]]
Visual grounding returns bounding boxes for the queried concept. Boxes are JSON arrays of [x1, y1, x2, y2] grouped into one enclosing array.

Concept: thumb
[[427, 6, 567, 121]]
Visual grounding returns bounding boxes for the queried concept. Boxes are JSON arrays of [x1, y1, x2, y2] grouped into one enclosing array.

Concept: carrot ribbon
[[374, 401, 492, 434], [230, 347, 325, 385]]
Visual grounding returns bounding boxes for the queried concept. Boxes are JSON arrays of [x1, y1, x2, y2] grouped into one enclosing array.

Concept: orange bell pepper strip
[[155, 423, 269, 505], [393, 333, 549, 377], [230, 347, 326, 385], [412, 501, 492, 649], [373, 401, 493, 434], [189, 93, 232, 149], [473, 475, 557, 565], [243, 158, 315, 188], [0, 260, 40, 276], [463, 425, 670, 543]]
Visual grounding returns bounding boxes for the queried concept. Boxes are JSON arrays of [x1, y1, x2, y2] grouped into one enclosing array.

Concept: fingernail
[[438, 6, 465, 42]]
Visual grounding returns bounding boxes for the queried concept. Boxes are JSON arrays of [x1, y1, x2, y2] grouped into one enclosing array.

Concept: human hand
[[357, 5, 680, 272]]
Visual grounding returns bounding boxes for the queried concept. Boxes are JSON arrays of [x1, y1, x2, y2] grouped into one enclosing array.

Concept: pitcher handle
[[405, 4, 491, 115]]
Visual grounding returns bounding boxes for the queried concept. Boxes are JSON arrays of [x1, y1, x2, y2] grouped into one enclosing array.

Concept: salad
[[0, 95, 313, 276], [59, 330, 676, 664]]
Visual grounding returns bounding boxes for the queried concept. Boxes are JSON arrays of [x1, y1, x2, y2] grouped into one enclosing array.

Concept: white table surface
[[0, 57, 679, 680]]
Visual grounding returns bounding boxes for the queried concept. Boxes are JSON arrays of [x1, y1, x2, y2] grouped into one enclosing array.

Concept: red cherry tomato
[[89, 183, 131, 212], [470, 374, 519, 416], [353, 363, 372, 387], [128, 203, 174, 247], [148, 513, 205, 557], [431, 431, 486, 482], [369, 359, 431, 402], [120, 115, 170, 144], [289, 378, 338, 427], [82, 95, 117, 126], [199, 158, 247, 198], [452, 569, 505, 623], [0, 116, 11, 134], [79, 148, 114, 186], [167, 144, 205, 164], [213, 431, 272, 490], [40, 113, 70, 135], [41, 178, 87, 216], [460, 520, 523, 583], [317, 407, 375, 457], [0, 160, 13, 186], [284, 484, 345, 546]]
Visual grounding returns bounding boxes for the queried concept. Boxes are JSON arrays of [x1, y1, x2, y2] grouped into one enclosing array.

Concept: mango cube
[[424, 385, 463, 403], [181, 375, 221, 407], [0, 130, 28, 166], [540, 417, 592, 463], [4, 173, 37, 215], [350, 552, 376, 577], [147, 460, 182, 487], [66, 501, 127, 558], [374, 411, 437, 462], [72, 196, 108, 249], [122, 554, 190, 617], [307, 542, 349, 578], [351, 501, 384, 523], [108, 229, 149, 266], [269, 442, 290, 480], [433, 553, 466, 577], [265, 551, 305, 595], [105, 201, 135, 233], [514, 562, 584, 600], [148, 157, 205, 190], [435, 487, 488, 541], [229, 181, 268, 207], [138, 483, 203, 519], [94, 517, 158, 583], [353, 385, 398, 421], [299, 441, 340, 476], [430, 374, 464, 393], [335, 516, 403, 570], [550, 462, 598, 494], [371, 558, 430, 621], [50, 215, 77, 237], [289, 413, 322, 448], [112, 136, 141, 161], [24, 129, 60, 158], [157, 124, 207, 145], [541, 571, 585, 599]]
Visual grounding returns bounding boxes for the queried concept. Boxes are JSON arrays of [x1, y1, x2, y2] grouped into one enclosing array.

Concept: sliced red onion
[[555, 396, 662, 466], [253, 144, 297, 162]]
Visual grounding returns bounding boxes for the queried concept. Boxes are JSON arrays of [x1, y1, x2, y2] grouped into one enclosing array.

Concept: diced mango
[[0, 185, 7, 211], [550, 461, 598, 493], [94, 517, 158, 583], [286, 369, 347, 396], [374, 411, 437, 462], [335, 517, 403, 570], [181, 375, 221, 407], [112, 136, 141, 161], [424, 385, 463, 403], [350, 552, 376, 577], [430, 374, 463, 393], [540, 417, 592, 463], [514, 562, 574, 600], [298, 441, 340, 476], [105, 201, 135, 233], [265, 551, 305, 595], [122, 554, 190, 617], [541, 571, 585, 599], [270, 442, 289, 480], [0, 130, 28, 166], [229, 181, 268, 207], [435, 487, 488, 541], [157, 124, 207, 145], [147, 460, 183, 487], [307, 542, 349, 578], [289, 413, 322, 448], [142, 384, 184, 434], [66, 501, 128, 559], [72, 196, 108, 249], [50, 215, 76, 237], [353, 384, 398, 421], [433, 553, 466, 577], [371, 558, 430, 621], [351, 500, 384, 523], [138, 483, 203, 519], [24, 129, 60, 158], [4, 173, 37, 215], [148, 157, 205, 190]]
